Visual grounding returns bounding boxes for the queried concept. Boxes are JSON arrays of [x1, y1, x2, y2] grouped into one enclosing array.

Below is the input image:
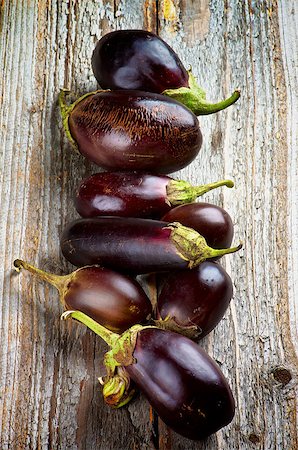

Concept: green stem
[[206, 242, 243, 259], [58, 88, 71, 119], [61, 310, 119, 347], [162, 70, 240, 115], [13, 259, 68, 292], [193, 179, 234, 197], [195, 90, 240, 115]]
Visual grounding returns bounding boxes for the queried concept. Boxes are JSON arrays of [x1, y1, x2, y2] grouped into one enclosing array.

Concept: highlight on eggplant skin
[[60, 89, 203, 174]]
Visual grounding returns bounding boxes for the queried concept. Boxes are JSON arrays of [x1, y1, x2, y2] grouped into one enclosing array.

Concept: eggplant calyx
[[154, 317, 202, 340], [61, 311, 157, 406], [58, 89, 103, 151], [166, 179, 234, 206], [101, 367, 136, 408], [167, 222, 242, 268], [162, 70, 240, 115]]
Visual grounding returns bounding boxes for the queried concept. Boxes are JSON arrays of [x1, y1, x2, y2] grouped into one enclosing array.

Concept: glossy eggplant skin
[[63, 266, 152, 333], [157, 262, 233, 339], [125, 328, 235, 440], [75, 172, 171, 219], [61, 217, 188, 274], [91, 30, 189, 93], [162, 202, 234, 249], [68, 90, 202, 174]]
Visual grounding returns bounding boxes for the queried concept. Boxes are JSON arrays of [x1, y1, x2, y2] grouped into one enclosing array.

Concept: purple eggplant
[[75, 171, 234, 219], [14, 259, 151, 333], [91, 30, 240, 115], [156, 261, 233, 339], [60, 217, 242, 274], [59, 89, 202, 174], [162, 202, 234, 249], [63, 311, 235, 440]]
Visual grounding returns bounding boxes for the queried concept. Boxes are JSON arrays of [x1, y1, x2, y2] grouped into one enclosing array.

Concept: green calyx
[[162, 70, 240, 115], [102, 367, 136, 408], [167, 222, 242, 268], [58, 88, 102, 151], [61, 311, 157, 408], [166, 178, 234, 206]]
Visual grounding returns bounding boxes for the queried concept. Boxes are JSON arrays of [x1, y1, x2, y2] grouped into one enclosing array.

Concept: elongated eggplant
[[162, 202, 234, 249], [155, 261, 233, 339], [62, 311, 235, 440], [75, 171, 234, 219], [59, 89, 202, 174], [60, 217, 242, 274], [14, 259, 151, 333], [91, 30, 240, 115]]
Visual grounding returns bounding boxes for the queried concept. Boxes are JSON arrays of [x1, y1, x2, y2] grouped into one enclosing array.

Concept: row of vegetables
[[15, 30, 242, 441]]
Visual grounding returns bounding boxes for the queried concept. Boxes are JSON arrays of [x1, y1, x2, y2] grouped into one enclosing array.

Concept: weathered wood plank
[[0, 1, 297, 449]]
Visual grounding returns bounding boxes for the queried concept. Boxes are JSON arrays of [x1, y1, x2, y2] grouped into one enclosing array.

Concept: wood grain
[[0, 1, 297, 449]]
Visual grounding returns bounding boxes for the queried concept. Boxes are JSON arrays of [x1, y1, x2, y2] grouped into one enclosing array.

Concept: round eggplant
[[156, 261, 233, 339], [162, 202, 234, 249], [59, 89, 202, 174], [91, 30, 240, 115]]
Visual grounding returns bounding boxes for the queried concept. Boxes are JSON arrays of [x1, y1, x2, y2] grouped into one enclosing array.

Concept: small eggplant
[[62, 311, 235, 440], [162, 202, 234, 249], [13, 259, 151, 334], [155, 261, 233, 339], [75, 171, 234, 219], [59, 89, 202, 174], [91, 30, 240, 115], [60, 217, 242, 274]]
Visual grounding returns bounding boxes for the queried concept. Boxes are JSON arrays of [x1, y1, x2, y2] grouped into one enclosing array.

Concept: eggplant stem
[[163, 70, 240, 115], [196, 90, 241, 115], [193, 179, 234, 197], [61, 310, 119, 347], [208, 242, 243, 259], [13, 259, 68, 292]]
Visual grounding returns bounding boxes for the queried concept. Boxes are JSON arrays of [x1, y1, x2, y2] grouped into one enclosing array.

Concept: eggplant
[[14, 259, 151, 333], [156, 261, 233, 339], [91, 30, 240, 115], [162, 202, 234, 249], [62, 311, 235, 440], [75, 171, 234, 219], [60, 217, 242, 274], [59, 89, 202, 174]]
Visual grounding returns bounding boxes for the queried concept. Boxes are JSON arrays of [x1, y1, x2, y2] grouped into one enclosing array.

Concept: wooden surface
[[0, 1, 297, 449]]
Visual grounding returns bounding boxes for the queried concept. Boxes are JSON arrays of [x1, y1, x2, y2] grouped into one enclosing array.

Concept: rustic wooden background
[[0, 1, 297, 449]]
